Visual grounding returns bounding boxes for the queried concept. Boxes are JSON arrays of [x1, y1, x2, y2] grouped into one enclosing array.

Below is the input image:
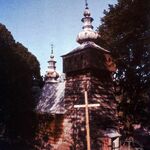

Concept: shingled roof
[[36, 81, 66, 114]]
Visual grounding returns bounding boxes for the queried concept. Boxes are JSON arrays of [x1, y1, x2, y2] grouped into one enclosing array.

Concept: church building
[[37, 1, 120, 150]]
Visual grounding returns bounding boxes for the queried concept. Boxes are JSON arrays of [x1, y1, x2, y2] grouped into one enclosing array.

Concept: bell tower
[[62, 0, 116, 106], [62, 1, 115, 75], [61, 1, 118, 149]]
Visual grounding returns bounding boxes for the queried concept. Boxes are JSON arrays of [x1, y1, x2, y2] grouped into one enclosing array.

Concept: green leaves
[[98, 0, 150, 137], [0, 23, 41, 149]]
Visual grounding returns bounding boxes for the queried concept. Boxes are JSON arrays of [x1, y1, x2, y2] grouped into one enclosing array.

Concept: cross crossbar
[[74, 104, 100, 108]]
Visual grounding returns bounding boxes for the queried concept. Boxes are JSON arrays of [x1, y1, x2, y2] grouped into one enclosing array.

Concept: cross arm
[[74, 104, 100, 108]]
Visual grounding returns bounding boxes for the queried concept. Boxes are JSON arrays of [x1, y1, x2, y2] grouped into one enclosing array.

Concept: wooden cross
[[74, 82, 100, 150]]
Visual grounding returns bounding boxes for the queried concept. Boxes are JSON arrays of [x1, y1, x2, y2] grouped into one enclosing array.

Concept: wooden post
[[85, 89, 91, 150], [74, 82, 100, 150], [128, 140, 131, 150]]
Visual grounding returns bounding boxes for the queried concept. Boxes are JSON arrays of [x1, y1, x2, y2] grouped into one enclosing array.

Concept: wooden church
[[36, 1, 120, 150]]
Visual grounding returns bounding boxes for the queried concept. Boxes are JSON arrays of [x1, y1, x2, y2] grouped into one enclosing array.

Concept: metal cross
[[51, 44, 53, 55], [85, 0, 88, 8], [74, 82, 100, 150]]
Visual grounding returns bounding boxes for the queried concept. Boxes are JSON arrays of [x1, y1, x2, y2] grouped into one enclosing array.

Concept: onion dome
[[83, 5, 91, 17], [76, 1, 99, 44], [46, 44, 59, 82]]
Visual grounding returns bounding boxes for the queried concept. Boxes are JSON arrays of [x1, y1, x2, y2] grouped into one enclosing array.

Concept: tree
[[98, 0, 150, 139], [0, 23, 41, 149]]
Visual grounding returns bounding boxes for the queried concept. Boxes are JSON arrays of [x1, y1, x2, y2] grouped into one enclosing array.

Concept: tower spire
[[85, 0, 88, 9], [50, 44, 54, 59], [51, 44, 53, 55], [76, 0, 99, 44], [46, 44, 59, 82]]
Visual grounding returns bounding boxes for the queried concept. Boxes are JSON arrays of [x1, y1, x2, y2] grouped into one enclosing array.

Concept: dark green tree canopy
[[0, 23, 41, 149], [98, 0, 150, 137], [0, 23, 40, 79]]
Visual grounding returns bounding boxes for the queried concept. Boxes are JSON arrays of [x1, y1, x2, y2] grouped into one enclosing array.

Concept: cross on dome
[[51, 44, 53, 54], [85, 0, 88, 8], [50, 44, 54, 59]]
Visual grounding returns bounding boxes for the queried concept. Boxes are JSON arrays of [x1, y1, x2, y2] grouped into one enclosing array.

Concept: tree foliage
[[0, 23, 41, 149], [98, 0, 150, 137]]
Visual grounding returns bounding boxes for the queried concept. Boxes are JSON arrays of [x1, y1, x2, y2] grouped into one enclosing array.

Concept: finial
[[50, 44, 54, 59], [85, 0, 88, 9], [51, 44, 53, 55], [46, 43, 59, 82], [76, 0, 99, 44]]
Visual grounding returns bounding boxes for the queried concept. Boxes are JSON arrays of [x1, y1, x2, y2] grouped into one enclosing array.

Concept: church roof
[[104, 129, 121, 138], [36, 81, 66, 114], [62, 41, 110, 57]]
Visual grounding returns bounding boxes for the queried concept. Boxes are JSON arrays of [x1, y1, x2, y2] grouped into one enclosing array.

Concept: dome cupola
[[76, 0, 100, 44], [46, 44, 59, 82]]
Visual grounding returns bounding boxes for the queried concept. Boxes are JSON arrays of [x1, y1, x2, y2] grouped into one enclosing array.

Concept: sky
[[0, 0, 117, 75]]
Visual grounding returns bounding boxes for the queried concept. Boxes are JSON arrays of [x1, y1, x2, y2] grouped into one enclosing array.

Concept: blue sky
[[0, 0, 117, 75]]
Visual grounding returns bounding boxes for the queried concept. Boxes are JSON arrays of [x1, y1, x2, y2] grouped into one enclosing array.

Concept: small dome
[[76, 30, 99, 44], [76, 3, 100, 44], [46, 69, 59, 79], [84, 8, 91, 17], [50, 55, 54, 59]]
